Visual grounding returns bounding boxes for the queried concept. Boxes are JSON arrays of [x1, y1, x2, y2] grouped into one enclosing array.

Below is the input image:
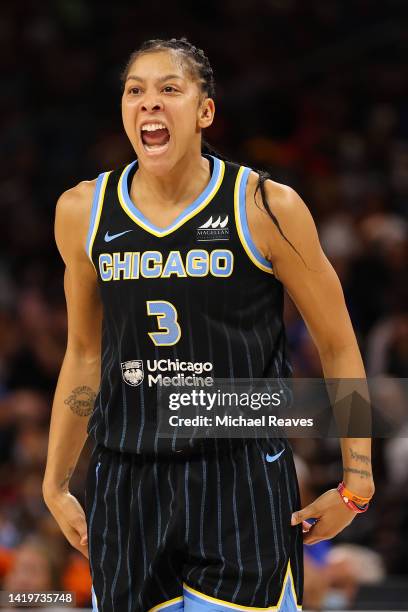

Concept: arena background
[[0, 1, 407, 610]]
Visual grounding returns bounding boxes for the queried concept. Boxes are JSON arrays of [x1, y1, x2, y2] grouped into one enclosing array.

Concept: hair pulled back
[[122, 37, 298, 256]]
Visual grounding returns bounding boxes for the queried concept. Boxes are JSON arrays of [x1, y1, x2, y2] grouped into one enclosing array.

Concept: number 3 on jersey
[[147, 300, 181, 346]]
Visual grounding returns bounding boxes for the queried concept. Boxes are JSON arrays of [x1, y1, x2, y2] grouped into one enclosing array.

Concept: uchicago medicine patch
[[121, 360, 144, 386]]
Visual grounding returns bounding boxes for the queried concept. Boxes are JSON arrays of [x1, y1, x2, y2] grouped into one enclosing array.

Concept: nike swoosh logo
[[104, 230, 133, 242], [266, 448, 285, 463]]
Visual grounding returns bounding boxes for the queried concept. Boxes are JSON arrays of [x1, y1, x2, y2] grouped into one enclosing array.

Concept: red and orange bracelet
[[337, 481, 372, 513]]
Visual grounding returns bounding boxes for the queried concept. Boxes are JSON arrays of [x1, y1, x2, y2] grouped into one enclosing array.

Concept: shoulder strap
[[86, 171, 112, 263]]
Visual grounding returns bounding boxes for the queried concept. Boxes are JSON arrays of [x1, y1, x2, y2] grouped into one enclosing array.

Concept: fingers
[[292, 489, 358, 544], [69, 517, 88, 555], [303, 523, 338, 545], [65, 526, 89, 559], [71, 515, 88, 541], [302, 521, 327, 545], [47, 493, 89, 558], [291, 504, 317, 526], [302, 517, 349, 545], [79, 545, 89, 559], [70, 538, 89, 557]]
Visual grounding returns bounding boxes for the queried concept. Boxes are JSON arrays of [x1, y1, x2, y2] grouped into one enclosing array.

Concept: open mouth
[[140, 122, 170, 154]]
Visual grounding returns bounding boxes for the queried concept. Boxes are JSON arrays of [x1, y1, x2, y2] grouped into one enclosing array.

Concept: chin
[[136, 144, 180, 176], [140, 156, 174, 177]]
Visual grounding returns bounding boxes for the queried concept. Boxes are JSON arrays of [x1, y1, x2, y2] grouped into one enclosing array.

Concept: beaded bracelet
[[337, 481, 372, 513]]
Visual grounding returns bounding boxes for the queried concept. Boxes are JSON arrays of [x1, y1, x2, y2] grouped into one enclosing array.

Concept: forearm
[[320, 342, 375, 497], [339, 437, 374, 498], [43, 349, 100, 498]]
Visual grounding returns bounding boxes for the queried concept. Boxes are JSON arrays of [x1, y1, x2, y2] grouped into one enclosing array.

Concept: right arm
[[42, 180, 101, 557]]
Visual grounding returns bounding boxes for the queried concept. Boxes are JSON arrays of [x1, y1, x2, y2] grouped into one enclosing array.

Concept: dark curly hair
[[122, 38, 299, 258]]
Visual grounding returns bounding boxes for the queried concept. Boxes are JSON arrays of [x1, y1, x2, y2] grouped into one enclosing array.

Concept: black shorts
[[85, 439, 303, 612]]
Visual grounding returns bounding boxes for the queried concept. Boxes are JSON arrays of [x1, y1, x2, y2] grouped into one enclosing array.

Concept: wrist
[[42, 477, 69, 502], [342, 474, 375, 498], [337, 481, 373, 513]]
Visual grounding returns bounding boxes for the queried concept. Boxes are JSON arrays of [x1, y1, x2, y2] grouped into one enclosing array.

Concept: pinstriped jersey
[[86, 155, 290, 455]]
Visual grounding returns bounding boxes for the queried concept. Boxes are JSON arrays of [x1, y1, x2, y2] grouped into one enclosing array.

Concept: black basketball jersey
[[85, 155, 290, 455]]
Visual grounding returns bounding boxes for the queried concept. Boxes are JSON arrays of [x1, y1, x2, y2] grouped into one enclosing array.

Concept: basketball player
[[43, 39, 375, 611]]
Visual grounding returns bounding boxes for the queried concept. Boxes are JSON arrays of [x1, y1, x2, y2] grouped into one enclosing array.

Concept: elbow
[[316, 326, 360, 361], [318, 340, 356, 361], [65, 340, 101, 366]]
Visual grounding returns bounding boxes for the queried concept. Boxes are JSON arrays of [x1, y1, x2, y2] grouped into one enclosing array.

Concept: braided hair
[[122, 37, 215, 99], [122, 37, 298, 255]]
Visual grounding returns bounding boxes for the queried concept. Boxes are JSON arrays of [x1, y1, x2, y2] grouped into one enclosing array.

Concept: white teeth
[[141, 122, 167, 132], [144, 142, 170, 153]]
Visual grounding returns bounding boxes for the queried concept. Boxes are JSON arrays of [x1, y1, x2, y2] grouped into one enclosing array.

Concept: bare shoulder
[[247, 171, 310, 226], [56, 179, 97, 223], [245, 170, 318, 262], [55, 179, 97, 262]]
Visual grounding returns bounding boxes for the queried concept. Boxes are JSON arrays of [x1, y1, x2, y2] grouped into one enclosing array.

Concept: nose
[[141, 96, 163, 113]]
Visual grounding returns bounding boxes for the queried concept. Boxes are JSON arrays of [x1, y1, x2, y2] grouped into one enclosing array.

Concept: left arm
[[246, 175, 374, 543]]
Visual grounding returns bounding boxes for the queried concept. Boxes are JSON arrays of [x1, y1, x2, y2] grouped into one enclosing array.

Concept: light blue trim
[[86, 173, 105, 259], [184, 589, 218, 611], [88, 460, 101, 609], [184, 579, 299, 611], [91, 586, 99, 612], [278, 578, 299, 612], [120, 156, 222, 235], [238, 167, 273, 271], [158, 602, 184, 612]]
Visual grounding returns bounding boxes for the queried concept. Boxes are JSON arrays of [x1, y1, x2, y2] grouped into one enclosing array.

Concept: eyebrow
[[125, 74, 184, 83]]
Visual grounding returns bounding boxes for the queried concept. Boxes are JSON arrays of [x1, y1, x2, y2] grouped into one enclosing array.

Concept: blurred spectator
[[367, 315, 408, 377], [323, 544, 385, 610], [2, 536, 62, 592], [385, 428, 408, 486], [303, 554, 330, 611]]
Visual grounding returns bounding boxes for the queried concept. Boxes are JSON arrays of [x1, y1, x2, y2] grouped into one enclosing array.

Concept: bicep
[[55, 183, 102, 358], [64, 263, 102, 358]]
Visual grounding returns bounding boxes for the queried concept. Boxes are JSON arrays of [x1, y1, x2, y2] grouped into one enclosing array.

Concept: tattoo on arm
[[343, 467, 372, 479], [64, 386, 96, 416], [349, 449, 371, 464], [60, 467, 74, 490]]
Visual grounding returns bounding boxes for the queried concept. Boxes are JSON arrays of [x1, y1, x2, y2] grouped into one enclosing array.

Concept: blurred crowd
[[0, 0, 407, 609]]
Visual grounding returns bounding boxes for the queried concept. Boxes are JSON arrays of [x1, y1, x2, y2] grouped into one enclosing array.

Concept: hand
[[43, 489, 89, 558], [291, 488, 357, 545]]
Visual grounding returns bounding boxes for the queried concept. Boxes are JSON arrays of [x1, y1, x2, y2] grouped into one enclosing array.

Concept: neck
[[133, 148, 210, 208]]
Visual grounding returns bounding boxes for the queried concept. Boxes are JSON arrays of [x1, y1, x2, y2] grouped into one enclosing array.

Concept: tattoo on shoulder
[[60, 467, 74, 490], [349, 449, 371, 464], [64, 385, 96, 416], [343, 467, 372, 479]]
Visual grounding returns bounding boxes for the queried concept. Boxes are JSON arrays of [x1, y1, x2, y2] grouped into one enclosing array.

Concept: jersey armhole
[[85, 171, 111, 264], [234, 166, 274, 275]]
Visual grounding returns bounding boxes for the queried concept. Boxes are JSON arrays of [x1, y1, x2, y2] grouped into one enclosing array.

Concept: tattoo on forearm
[[64, 386, 96, 416], [60, 467, 74, 490], [343, 467, 372, 479], [349, 449, 371, 465]]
